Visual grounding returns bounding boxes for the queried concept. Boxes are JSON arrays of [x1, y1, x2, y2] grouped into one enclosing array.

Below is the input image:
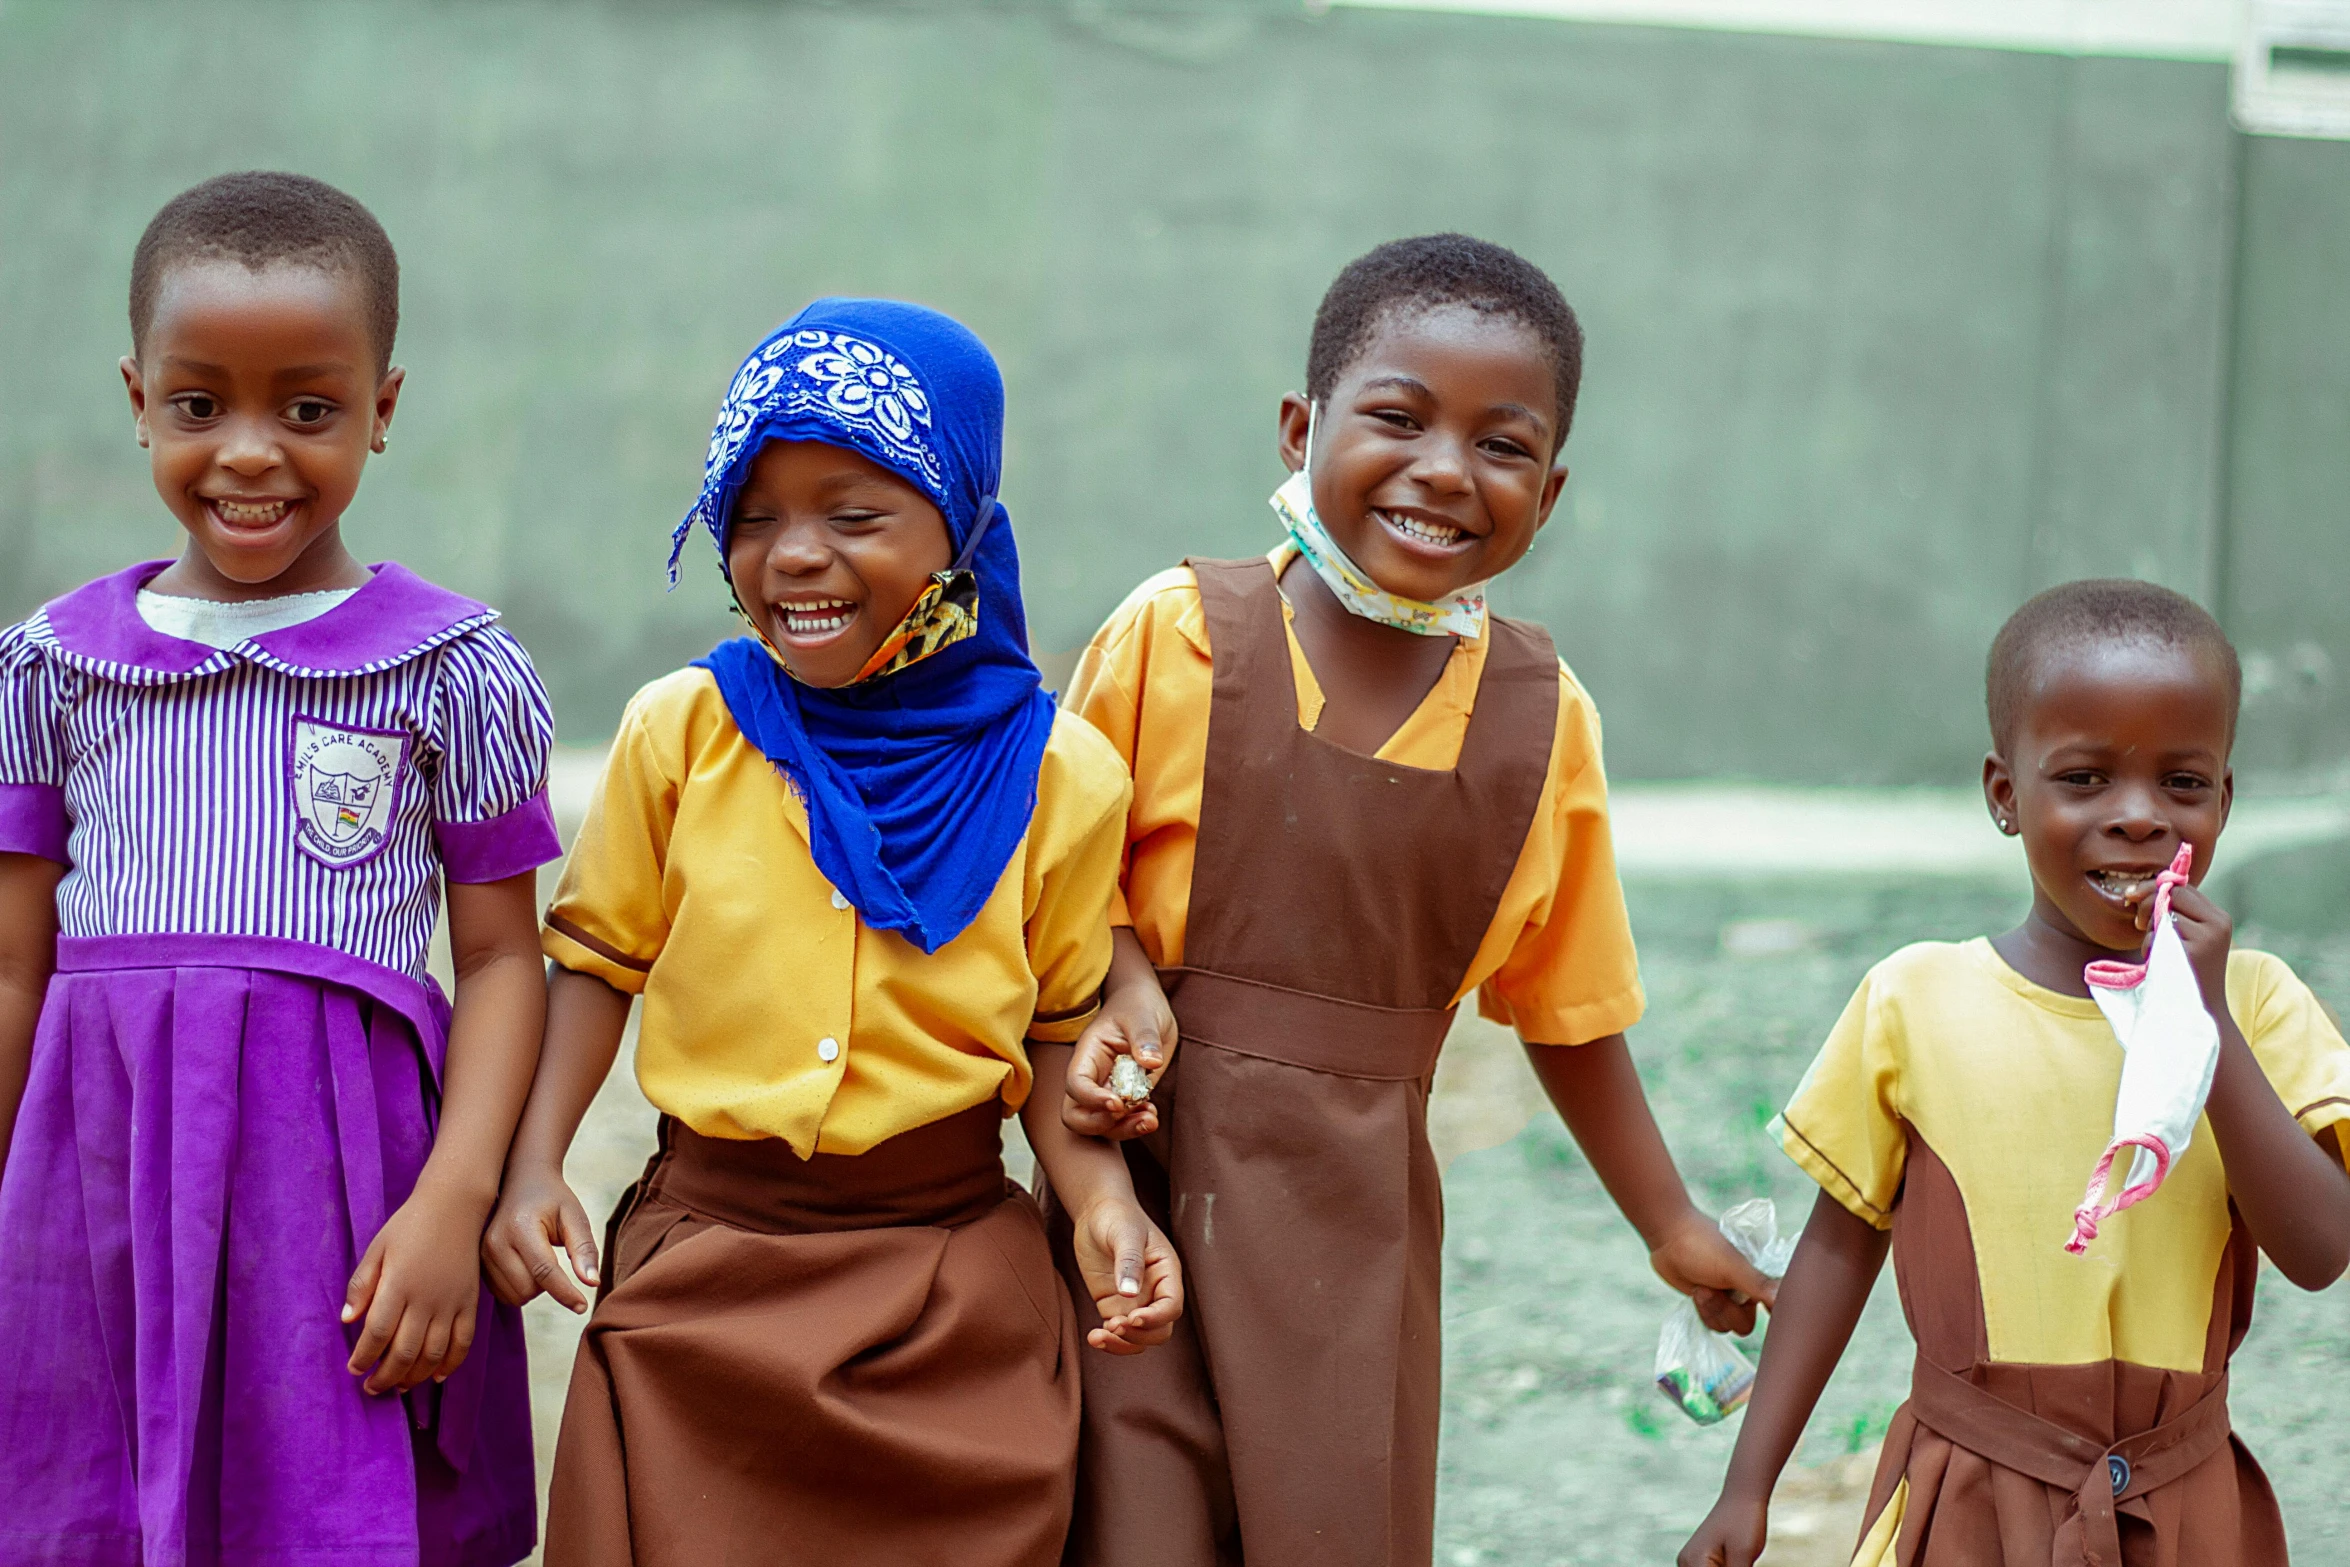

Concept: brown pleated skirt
[[544, 1103, 1080, 1567]]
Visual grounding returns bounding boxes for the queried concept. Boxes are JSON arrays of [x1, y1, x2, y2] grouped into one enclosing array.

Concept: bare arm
[[2169, 884, 2350, 1288], [481, 964, 634, 1312], [342, 872, 547, 1392], [0, 852, 63, 1177], [1024, 1040, 1183, 1353], [2201, 1019, 2350, 1286], [1679, 1193, 1891, 1567], [1524, 1034, 1778, 1331]]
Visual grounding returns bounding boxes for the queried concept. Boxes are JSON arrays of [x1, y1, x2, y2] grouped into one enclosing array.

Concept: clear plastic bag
[[1652, 1199, 1796, 1425]]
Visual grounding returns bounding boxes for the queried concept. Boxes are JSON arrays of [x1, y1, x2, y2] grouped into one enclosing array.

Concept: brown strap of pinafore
[[1906, 1357, 2232, 1567], [1179, 556, 1558, 1032]]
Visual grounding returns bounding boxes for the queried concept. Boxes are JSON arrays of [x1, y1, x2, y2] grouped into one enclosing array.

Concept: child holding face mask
[[1048, 235, 1776, 1567], [1681, 582, 2350, 1567], [482, 300, 1183, 1567]]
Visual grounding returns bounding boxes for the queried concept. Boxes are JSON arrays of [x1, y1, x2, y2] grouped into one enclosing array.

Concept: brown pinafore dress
[[1855, 1136, 2287, 1565], [1054, 556, 1559, 1567], [547, 1102, 1081, 1567]]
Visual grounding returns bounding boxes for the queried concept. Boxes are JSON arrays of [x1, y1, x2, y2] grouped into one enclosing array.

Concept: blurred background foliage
[[2, 0, 2344, 784]]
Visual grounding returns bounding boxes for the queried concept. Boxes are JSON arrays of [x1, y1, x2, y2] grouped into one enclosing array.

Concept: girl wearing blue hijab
[[487, 300, 1184, 1567]]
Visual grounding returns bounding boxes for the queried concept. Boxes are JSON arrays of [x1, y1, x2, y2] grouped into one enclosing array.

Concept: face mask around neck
[[1270, 405, 1489, 639]]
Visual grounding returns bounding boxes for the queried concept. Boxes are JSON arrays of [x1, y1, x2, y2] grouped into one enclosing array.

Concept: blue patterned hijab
[[675, 299, 1055, 954]]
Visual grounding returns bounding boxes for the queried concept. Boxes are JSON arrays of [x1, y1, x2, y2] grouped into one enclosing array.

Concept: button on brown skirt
[[545, 1103, 1080, 1567]]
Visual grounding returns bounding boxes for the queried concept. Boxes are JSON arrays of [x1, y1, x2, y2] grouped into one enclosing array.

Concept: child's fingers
[[1063, 1042, 1127, 1115], [560, 1199, 603, 1294], [343, 1243, 393, 1374], [1101, 1225, 1185, 1346], [1715, 1249, 1778, 1312], [481, 1222, 545, 1309], [1692, 1286, 1758, 1336], [342, 1237, 386, 1334], [528, 1215, 591, 1314], [429, 1298, 479, 1384], [1060, 1102, 1126, 1138], [1067, 1103, 1158, 1143], [415, 1310, 455, 1385], [363, 1306, 431, 1396], [1085, 1323, 1146, 1356]]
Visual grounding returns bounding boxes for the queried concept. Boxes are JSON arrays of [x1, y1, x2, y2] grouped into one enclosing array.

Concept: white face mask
[[1270, 405, 1489, 639], [2065, 842, 2220, 1255]]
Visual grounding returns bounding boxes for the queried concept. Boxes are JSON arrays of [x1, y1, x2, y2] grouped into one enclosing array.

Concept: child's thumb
[[342, 1241, 384, 1325], [1735, 1257, 1779, 1310], [1112, 1224, 1145, 1299]]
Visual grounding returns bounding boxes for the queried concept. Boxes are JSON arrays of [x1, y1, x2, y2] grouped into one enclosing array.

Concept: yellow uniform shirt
[[544, 666, 1131, 1156], [1065, 553, 1644, 1047], [1779, 938, 2350, 1372]]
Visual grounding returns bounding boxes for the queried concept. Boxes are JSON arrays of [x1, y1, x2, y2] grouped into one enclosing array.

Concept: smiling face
[[1277, 302, 1567, 603], [1984, 637, 2235, 955], [122, 259, 399, 599], [725, 439, 954, 689]]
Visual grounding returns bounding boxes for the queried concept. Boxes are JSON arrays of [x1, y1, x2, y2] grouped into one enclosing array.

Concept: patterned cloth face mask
[[728, 499, 994, 689], [1270, 404, 1491, 640]]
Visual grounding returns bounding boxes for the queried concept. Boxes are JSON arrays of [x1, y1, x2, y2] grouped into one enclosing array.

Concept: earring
[[1996, 816, 2014, 834], [372, 433, 388, 453]]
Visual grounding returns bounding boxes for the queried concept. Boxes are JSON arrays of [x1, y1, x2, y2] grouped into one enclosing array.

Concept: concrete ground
[[508, 769, 2350, 1564]]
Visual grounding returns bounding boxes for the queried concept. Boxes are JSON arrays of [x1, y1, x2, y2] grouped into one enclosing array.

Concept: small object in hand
[[1109, 1054, 1154, 1107]]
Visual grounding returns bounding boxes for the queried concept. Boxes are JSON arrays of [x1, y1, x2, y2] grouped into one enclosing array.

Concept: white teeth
[[1380, 510, 1465, 547], [212, 499, 291, 525], [780, 601, 855, 636]]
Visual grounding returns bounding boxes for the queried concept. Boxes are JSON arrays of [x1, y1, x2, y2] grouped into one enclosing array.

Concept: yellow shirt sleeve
[[542, 679, 682, 993], [1474, 672, 1646, 1046], [2232, 949, 2350, 1173], [1063, 570, 1184, 934], [1776, 961, 1910, 1228], [1022, 713, 1131, 1043]]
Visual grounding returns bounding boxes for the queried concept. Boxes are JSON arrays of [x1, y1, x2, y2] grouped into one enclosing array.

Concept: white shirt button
[[830, 890, 850, 911], [817, 1037, 840, 1063]]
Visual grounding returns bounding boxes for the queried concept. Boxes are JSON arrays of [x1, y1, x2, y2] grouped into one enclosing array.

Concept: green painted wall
[[2222, 133, 2350, 777], [1, 0, 2342, 783]]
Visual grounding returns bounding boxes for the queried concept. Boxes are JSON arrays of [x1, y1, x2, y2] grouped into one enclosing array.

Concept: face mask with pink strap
[[2066, 842, 2218, 1255]]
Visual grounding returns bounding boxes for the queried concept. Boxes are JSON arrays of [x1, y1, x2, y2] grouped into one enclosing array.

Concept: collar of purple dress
[[38, 559, 499, 679]]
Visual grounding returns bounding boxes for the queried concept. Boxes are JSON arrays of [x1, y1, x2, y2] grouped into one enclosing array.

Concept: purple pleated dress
[[0, 562, 562, 1567]]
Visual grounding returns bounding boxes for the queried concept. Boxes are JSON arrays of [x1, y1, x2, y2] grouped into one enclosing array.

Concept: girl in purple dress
[[0, 174, 557, 1567]]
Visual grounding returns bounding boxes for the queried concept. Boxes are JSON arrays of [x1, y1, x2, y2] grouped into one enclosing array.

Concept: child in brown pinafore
[[1047, 235, 1780, 1567], [1681, 581, 2350, 1567]]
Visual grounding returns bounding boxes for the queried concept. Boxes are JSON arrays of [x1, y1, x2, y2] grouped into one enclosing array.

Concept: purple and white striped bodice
[[0, 562, 561, 986]]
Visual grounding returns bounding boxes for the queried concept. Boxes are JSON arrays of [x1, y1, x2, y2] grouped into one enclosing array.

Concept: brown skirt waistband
[[1159, 967, 1453, 1081], [646, 1101, 1012, 1235], [1906, 1356, 2232, 1567]]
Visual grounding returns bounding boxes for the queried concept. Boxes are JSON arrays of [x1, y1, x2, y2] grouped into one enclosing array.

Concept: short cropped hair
[[129, 172, 399, 372], [1305, 233, 1584, 448], [1986, 579, 2241, 753]]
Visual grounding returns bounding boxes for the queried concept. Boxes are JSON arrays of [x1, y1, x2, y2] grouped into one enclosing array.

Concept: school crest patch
[[290, 718, 408, 868]]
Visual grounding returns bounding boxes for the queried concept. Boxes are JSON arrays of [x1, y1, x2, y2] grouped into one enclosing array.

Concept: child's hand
[[2152, 880, 2234, 1012], [1677, 1493, 1769, 1567], [481, 1162, 601, 1313], [342, 1183, 492, 1395], [1650, 1207, 1778, 1336], [1062, 982, 1177, 1142], [1069, 1195, 1183, 1355]]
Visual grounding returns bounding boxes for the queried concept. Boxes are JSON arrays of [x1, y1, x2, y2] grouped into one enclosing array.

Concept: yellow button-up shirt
[[544, 666, 1130, 1155]]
